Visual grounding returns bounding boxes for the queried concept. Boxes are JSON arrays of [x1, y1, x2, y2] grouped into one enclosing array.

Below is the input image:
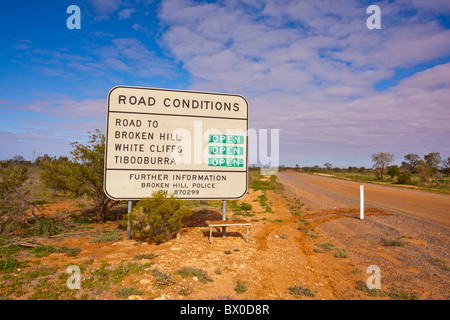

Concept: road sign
[[103, 86, 248, 200]]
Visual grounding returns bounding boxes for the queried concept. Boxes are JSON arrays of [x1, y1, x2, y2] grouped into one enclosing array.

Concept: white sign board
[[104, 86, 248, 200]]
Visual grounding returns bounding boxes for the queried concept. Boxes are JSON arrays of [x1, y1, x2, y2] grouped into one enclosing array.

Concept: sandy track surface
[[278, 170, 450, 228], [277, 170, 450, 299]]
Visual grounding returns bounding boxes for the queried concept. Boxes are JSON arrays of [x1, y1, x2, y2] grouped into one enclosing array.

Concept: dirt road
[[277, 170, 450, 228], [277, 169, 450, 299]]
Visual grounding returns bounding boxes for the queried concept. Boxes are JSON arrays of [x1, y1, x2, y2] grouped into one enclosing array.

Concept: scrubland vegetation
[[287, 152, 449, 193], [0, 129, 446, 300]]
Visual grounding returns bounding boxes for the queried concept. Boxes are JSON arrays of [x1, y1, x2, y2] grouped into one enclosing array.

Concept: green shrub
[[249, 179, 268, 191], [382, 237, 408, 247], [0, 257, 29, 273], [30, 245, 81, 257], [258, 193, 268, 206], [233, 211, 255, 217], [355, 280, 388, 297], [27, 277, 77, 300], [397, 170, 412, 184], [240, 203, 252, 211], [30, 245, 58, 257], [388, 287, 420, 300], [151, 267, 176, 288], [0, 161, 30, 237], [59, 246, 81, 257], [318, 242, 335, 251], [306, 230, 320, 238], [29, 218, 60, 237], [333, 250, 349, 258], [73, 216, 91, 224], [250, 174, 283, 191], [0, 245, 22, 257], [134, 253, 158, 260], [178, 286, 193, 296], [24, 266, 57, 279], [234, 281, 248, 294], [0, 161, 28, 216], [356, 281, 419, 300], [115, 287, 143, 299], [288, 284, 317, 297], [110, 262, 150, 284], [40, 130, 121, 222], [175, 267, 213, 284], [196, 208, 208, 214], [387, 165, 400, 179], [89, 230, 123, 243], [86, 261, 112, 291], [428, 258, 450, 271], [127, 191, 192, 244]]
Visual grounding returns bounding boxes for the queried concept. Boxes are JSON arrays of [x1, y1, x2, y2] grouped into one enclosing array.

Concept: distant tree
[[0, 161, 28, 214], [40, 156, 74, 195], [403, 154, 420, 173], [34, 154, 53, 166], [371, 152, 394, 180], [442, 157, 450, 177], [397, 169, 412, 185], [424, 152, 441, 175], [0, 161, 29, 235], [416, 159, 431, 182], [71, 130, 122, 222], [41, 130, 120, 222], [324, 163, 332, 170], [12, 155, 25, 163], [387, 165, 400, 179]]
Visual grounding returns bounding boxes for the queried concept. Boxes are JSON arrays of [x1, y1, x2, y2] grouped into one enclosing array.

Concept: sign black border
[[103, 85, 249, 201]]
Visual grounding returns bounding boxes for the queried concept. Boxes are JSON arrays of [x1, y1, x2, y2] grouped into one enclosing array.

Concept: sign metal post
[[360, 185, 364, 220]]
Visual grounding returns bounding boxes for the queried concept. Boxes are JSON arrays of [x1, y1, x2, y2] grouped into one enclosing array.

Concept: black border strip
[[108, 110, 247, 121], [105, 169, 247, 172]]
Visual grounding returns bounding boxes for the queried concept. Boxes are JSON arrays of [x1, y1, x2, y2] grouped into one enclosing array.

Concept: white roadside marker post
[[222, 200, 227, 237], [360, 185, 364, 220], [127, 200, 132, 240]]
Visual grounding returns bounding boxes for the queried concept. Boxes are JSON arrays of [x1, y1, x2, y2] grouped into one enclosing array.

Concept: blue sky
[[1, 0, 449, 167]]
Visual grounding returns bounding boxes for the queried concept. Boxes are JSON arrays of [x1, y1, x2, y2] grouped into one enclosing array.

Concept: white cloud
[[110, 38, 177, 77], [131, 23, 150, 33], [19, 96, 106, 120], [158, 0, 450, 165], [118, 8, 135, 20], [4, 0, 449, 165], [88, 0, 123, 20], [13, 37, 178, 81], [0, 95, 107, 160]]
